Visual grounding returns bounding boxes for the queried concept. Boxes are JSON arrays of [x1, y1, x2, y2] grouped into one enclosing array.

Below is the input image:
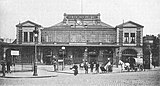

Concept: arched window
[[122, 49, 137, 62]]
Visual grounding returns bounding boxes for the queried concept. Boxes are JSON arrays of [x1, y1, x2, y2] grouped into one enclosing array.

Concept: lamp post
[[1, 48, 8, 77], [62, 46, 65, 70], [148, 45, 152, 69], [33, 29, 38, 76], [2, 50, 6, 77]]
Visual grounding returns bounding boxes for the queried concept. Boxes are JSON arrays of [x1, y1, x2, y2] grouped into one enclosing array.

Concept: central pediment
[[123, 23, 137, 27], [116, 21, 144, 28], [16, 20, 41, 27]]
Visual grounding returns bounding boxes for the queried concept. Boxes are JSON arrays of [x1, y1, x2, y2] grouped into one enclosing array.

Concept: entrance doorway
[[122, 49, 137, 63]]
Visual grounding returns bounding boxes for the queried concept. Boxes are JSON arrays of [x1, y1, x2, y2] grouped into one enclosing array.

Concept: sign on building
[[11, 50, 19, 55], [58, 59, 64, 62]]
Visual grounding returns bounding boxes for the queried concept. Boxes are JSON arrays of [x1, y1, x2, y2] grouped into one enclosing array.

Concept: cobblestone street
[[0, 65, 160, 86]]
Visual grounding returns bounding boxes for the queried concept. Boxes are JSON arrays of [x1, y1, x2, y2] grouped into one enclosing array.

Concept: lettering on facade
[[66, 15, 98, 20]]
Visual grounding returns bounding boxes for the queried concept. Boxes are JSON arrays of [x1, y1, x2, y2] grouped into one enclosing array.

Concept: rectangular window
[[24, 32, 28, 42], [29, 32, 33, 42], [46, 35, 49, 42], [124, 33, 129, 43], [130, 33, 135, 43]]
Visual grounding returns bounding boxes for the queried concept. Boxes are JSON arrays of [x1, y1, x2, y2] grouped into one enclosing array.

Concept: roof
[[16, 20, 41, 27], [43, 13, 114, 31], [116, 21, 144, 28], [12, 39, 17, 44]]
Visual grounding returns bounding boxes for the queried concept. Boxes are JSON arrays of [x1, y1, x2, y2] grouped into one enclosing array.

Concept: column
[[40, 47, 43, 63]]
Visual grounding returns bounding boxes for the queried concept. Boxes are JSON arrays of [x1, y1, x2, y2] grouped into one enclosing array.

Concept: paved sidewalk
[[0, 65, 58, 78], [0, 65, 123, 78], [0, 70, 57, 78], [1, 65, 160, 78]]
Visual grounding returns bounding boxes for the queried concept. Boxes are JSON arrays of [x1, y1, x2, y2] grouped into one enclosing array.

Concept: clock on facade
[[76, 19, 83, 25]]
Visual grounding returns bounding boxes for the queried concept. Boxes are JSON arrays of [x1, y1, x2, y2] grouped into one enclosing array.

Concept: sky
[[0, 0, 160, 39]]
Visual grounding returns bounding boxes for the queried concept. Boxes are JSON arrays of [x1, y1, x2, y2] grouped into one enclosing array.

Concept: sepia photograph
[[0, 0, 160, 86]]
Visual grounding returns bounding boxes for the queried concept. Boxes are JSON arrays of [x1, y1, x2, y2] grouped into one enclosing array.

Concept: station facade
[[14, 13, 143, 65]]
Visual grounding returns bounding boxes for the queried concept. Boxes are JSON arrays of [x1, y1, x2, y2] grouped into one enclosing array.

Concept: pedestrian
[[70, 64, 78, 76], [52, 59, 57, 71], [84, 61, 89, 74], [6, 56, 12, 73], [6, 62, 11, 73], [105, 61, 113, 72], [95, 62, 99, 73], [129, 57, 136, 71], [152, 59, 156, 68], [90, 62, 94, 73], [100, 64, 106, 73]]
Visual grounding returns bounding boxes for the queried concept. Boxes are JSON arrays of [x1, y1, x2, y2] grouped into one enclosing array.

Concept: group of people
[[70, 61, 113, 76], [70, 61, 100, 76], [83, 61, 100, 74]]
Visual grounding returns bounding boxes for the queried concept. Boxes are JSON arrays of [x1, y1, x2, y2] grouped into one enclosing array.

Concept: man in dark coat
[[95, 62, 99, 73], [129, 57, 136, 70], [90, 62, 94, 72], [70, 64, 78, 76], [84, 62, 89, 74], [6, 56, 12, 73]]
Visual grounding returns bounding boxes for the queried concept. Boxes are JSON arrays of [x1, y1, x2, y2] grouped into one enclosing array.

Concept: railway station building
[[2, 13, 144, 66]]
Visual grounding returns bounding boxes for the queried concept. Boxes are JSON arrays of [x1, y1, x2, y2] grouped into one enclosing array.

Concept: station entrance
[[121, 49, 137, 63]]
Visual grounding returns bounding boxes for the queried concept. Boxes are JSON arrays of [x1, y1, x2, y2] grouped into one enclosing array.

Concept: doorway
[[122, 49, 137, 63]]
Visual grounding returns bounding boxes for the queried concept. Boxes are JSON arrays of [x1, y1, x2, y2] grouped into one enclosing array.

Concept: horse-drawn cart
[[134, 57, 144, 71], [119, 57, 144, 72]]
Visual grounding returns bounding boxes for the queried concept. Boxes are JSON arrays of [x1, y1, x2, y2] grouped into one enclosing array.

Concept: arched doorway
[[121, 49, 137, 63]]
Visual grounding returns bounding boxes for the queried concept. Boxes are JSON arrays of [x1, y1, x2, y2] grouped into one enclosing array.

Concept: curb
[[0, 75, 57, 78]]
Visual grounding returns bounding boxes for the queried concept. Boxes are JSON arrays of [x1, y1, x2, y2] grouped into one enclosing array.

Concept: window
[[124, 33, 129, 43], [46, 35, 49, 42], [24, 32, 28, 42], [130, 33, 135, 43], [29, 32, 33, 42]]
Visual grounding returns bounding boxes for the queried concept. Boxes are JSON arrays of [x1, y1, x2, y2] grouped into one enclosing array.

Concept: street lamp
[[62, 46, 65, 70], [1, 48, 8, 77], [33, 29, 38, 76], [2, 53, 6, 77], [148, 45, 152, 69]]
